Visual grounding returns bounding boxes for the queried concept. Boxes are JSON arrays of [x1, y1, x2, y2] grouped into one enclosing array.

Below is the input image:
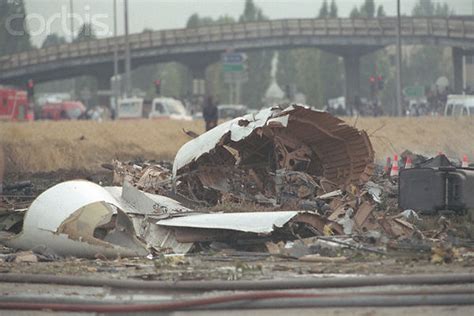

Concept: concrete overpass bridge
[[1, 16, 473, 104]]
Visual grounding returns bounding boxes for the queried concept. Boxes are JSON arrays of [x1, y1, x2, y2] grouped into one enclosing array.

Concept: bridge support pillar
[[96, 75, 112, 107], [452, 47, 464, 94], [186, 63, 209, 99], [343, 53, 361, 115], [179, 53, 220, 109]]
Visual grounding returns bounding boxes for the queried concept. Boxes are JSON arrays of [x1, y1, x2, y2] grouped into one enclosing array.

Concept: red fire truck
[[0, 86, 34, 121], [40, 101, 86, 120]]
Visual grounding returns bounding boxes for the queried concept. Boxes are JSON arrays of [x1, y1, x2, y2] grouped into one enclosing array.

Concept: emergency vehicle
[[40, 101, 86, 120], [0, 86, 34, 121]]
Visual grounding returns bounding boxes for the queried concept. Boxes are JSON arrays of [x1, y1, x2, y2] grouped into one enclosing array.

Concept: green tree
[[376, 5, 386, 17], [74, 24, 96, 42], [319, 0, 342, 104], [186, 13, 200, 28], [238, 0, 271, 107], [434, 3, 452, 16], [183, 14, 239, 103], [38, 33, 73, 96], [41, 34, 67, 48], [412, 0, 435, 16], [69, 24, 99, 105], [329, 0, 338, 18], [360, 0, 376, 18], [406, 0, 453, 89], [318, 0, 329, 18], [412, 0, 453, 16], [349, 6, 360, 18], [215, 15, 235, 24], [295, 49, 324, 106], [240, 0, 264, 23], [0, 0, 31, 56]]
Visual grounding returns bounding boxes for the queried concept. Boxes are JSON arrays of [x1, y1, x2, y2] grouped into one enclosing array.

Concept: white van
[[117, 97, 143, 119], [149, 97, 192, 121], [444, 95, 474, 117]]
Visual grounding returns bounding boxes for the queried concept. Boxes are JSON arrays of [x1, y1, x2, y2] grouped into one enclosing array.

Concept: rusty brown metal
[[174, 105, 375, 205]]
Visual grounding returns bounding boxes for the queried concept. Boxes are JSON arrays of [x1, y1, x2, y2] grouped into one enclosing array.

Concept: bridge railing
[[0, 17, 472, 74]]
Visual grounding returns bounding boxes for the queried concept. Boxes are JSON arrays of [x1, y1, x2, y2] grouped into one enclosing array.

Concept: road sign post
[[403, 85, 424, 99], [222, 52, 248, 104]]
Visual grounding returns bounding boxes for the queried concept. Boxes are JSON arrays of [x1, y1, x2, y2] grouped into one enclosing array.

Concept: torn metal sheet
[[157, 211, 302, 234], [156, 211, 340, 242], [106, 182, 195, 254], [364, 181, 382, 203], [0, 180, 147, 258], [106, 181, 195, 218], [173, 104, 374, 205]]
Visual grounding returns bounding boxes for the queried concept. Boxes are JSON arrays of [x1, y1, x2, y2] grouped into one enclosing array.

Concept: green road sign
[[223, 64, 245, 72], [403, 85, 424, 98]]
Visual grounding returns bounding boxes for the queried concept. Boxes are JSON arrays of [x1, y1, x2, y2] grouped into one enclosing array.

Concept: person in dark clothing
[[203, 95, 218, 131]]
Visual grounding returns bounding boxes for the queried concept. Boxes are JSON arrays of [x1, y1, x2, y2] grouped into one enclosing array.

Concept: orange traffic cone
[[405, 155, 413, 169], [390, 154, 399, 177], [462, 154, 469, 168], [384, 156, 391, 174]]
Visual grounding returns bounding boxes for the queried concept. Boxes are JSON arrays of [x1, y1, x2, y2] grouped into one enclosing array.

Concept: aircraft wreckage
[[173, 104, 375, 205], [0, 105, 378, 258]]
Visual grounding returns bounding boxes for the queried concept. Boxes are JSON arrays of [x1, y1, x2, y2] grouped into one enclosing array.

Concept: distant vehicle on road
[[218, 104, 248, 119], [0, 86, 33, 121], [150, 97, 192, 121], [327, 96, 347, 115], [444, 95, 474, 117], [41, 101, 86, 120], [116, 97, 144, 119], [37, 93, 71, 107], [406, 98, 429, 116]]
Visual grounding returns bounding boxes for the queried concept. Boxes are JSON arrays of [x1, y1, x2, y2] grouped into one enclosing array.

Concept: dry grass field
[[0, 116, 473, 175]]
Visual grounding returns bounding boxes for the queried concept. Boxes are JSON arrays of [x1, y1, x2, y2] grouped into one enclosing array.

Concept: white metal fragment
[[318, 190, 343, 199], [106, 181, 194, 217], [1, 180, 147, 258], [172, 107, 275, 176], [156, 211, 301, 234], [106, 182, 195, 254], [399, 209, 421, 223], [365, 181, 383, 203], [337, 208, 354, 235]]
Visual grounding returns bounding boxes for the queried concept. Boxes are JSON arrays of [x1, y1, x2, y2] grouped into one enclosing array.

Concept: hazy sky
[[23, 0, 473, 46]]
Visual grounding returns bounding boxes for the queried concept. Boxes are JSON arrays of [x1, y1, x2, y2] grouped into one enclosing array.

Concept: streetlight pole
[[70, 0, 76, 99], [69, 0, 75, 42], [113, 0, 119, 80], [396, 0, 403, 116], [112, 0, 122, 111], [124, 0, 131, 97]]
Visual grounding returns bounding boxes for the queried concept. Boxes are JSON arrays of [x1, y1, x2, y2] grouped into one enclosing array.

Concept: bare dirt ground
[[1, 249, 473, 281], [1, 116, 473, 176]]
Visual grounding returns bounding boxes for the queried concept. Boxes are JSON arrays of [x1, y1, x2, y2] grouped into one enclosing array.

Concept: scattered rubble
[[0, 105, 473, 268]]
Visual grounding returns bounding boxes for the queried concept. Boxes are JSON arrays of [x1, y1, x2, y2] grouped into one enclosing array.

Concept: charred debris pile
[[1, 104, 473, 263]]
